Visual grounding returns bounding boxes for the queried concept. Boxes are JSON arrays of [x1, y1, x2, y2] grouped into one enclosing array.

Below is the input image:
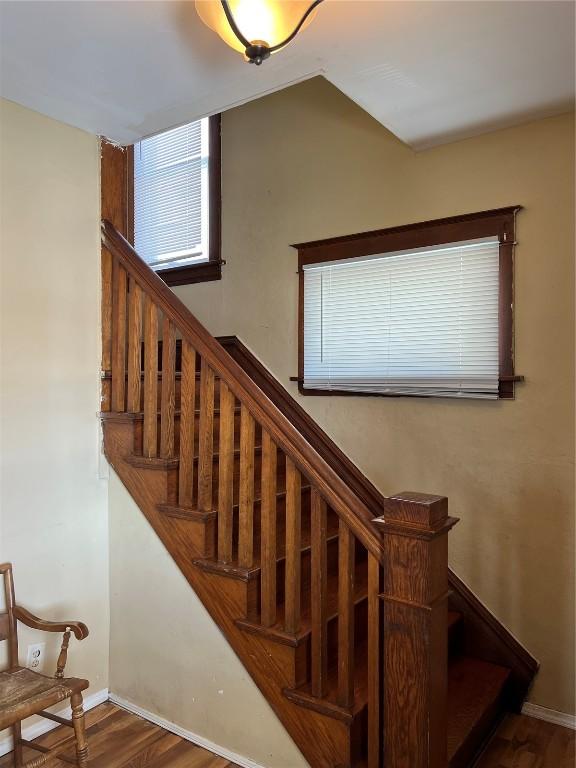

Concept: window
[[294, 208, 523, 400], [130, 115, 221, 286]]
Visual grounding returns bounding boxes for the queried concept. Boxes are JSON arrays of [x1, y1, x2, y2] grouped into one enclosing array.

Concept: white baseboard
[[522, 702, 576, 730], [109, 692, 268, 768], [0, 687, 109, 757]]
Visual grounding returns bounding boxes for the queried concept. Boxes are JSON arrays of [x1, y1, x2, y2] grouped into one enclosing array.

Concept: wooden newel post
[[101, 141, 129, 413], [374, 491, 458, 768]]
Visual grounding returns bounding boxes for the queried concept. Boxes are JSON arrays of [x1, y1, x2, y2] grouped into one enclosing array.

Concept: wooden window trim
[[102, 114, 222, 287], [292, 207, 524, 400]]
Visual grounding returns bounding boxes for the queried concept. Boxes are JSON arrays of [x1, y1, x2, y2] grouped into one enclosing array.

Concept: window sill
[[290, 376, 524, 401], [156, 260, 223, 287]]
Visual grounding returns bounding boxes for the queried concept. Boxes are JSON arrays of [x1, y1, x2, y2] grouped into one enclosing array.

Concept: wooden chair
[[0, 563, 89, 767]]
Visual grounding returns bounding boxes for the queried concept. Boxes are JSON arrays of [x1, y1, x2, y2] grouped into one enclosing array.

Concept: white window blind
[[134, 118, 210, 271], [303, 238, 500, 399]]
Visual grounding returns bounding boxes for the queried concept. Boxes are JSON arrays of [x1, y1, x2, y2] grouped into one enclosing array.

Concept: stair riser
[[147, 376, 221, 412], [226, 491, 317, 566], [161, 451, 289, 507], [132, 409, 250, 457], [448, 615, 464, 660], [245, 541, 369, 637], [291, 595, 370, 696], [102, 374, 223, 414]]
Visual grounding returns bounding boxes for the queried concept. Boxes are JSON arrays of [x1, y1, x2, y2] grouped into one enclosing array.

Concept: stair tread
[[237, 558, 368, 647], [125, 444, 263, 469], [195, 513, 342, 587], [157, 503, 217, 522], [158, 485, 312, 523], [124, 454, 179, 470], [283, 639, 369, 722], [447, 656, 511, 763], [283, 648, 510, 740]]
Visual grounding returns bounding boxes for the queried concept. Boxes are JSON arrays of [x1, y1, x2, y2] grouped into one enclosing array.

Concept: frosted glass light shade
[[195, 0, 319, 55]]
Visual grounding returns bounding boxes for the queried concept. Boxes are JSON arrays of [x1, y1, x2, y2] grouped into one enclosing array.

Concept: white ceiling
[[0, 1, 574, 149]]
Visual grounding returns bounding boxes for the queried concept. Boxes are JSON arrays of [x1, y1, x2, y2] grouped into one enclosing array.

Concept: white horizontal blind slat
[[303, 240, 500, 399], [134, 118, 210, 271]]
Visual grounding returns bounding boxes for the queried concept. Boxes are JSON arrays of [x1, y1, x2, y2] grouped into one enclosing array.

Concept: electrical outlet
[[26, 642, 46, 671]]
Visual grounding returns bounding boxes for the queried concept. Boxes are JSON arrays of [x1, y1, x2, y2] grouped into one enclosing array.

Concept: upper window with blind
[[294, 208, 523, 400], [132, 115, 221, 287]]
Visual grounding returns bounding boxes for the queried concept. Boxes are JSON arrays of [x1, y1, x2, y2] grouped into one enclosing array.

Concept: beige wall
[[0, 99, 109, 742], [171, 79, 574, 714]]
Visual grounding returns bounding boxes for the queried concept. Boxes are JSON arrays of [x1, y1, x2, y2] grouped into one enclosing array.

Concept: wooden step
[[192, 499, 341, 587], [283, 638, 369, 724], [102, 370, 222, 411], [159, 485, 315, 545], [124, 444, 263, 470], [101, 405, 241, 421], [447, 656, 511, 768], [159, 486, 314, 521], [156, 504, 217, 523], [101, 369, 216, 382], [236, 557, 368, 648], [281, 610, 467, 721], [284, 652, 510, 765], [124, 455, 179, 470]]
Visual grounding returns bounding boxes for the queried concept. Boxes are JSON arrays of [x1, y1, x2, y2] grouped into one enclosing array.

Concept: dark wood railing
[[101, 219, 457, 768]]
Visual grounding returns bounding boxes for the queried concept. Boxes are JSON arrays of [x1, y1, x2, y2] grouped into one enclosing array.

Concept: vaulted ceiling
[[0, 1, 574, 148]]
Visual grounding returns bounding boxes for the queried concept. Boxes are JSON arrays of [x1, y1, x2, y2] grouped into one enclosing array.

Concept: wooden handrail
[[101, 220, 383, 561]]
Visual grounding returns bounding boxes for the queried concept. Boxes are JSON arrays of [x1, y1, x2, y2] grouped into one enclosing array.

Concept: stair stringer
[[103, 417, 355, 768]]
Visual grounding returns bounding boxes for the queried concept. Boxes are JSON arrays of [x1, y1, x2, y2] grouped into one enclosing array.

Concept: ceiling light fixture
[[195, 0, 325, 66]]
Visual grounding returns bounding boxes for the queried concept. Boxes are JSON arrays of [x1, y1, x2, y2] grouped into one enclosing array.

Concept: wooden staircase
[[100, 220, 538, 768]]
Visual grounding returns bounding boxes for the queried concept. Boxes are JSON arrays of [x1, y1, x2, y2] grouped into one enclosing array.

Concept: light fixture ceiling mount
[[195, 0, 325, 65]]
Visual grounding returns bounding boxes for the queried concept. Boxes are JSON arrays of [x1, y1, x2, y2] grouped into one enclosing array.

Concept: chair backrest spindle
[[0, 563, 18, 669]]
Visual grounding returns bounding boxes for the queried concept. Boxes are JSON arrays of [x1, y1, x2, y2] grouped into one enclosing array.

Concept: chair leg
[[12, 721, 23, 767], [70, 693, 88, 767]]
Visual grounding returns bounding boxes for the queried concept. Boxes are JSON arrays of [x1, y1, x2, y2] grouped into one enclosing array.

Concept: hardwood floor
[[475, 713, 575, 768], [0, 703, 573, 767], [0, 703, 241, 768]]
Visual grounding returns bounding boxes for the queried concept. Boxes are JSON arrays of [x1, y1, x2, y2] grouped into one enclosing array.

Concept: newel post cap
[[375, 491, 457, 535]]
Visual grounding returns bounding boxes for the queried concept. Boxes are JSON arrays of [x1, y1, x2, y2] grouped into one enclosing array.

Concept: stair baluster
[[238, 404, 256, 569], [260, 430, 277, 628], [310, 489, 329, 699], [337, 520, 355, 709], [126, 278, 142, 414], [197, 360, 215, 512], [142, 295, 158, 457], [100, 246, 113, 412], [178, 340, 196, 507], [217, 381, 235, 563], [284, 458, 302, 634], [111, 259, 127, 412], [160, 317, 176, 458], [367, 552, 382, 768]]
